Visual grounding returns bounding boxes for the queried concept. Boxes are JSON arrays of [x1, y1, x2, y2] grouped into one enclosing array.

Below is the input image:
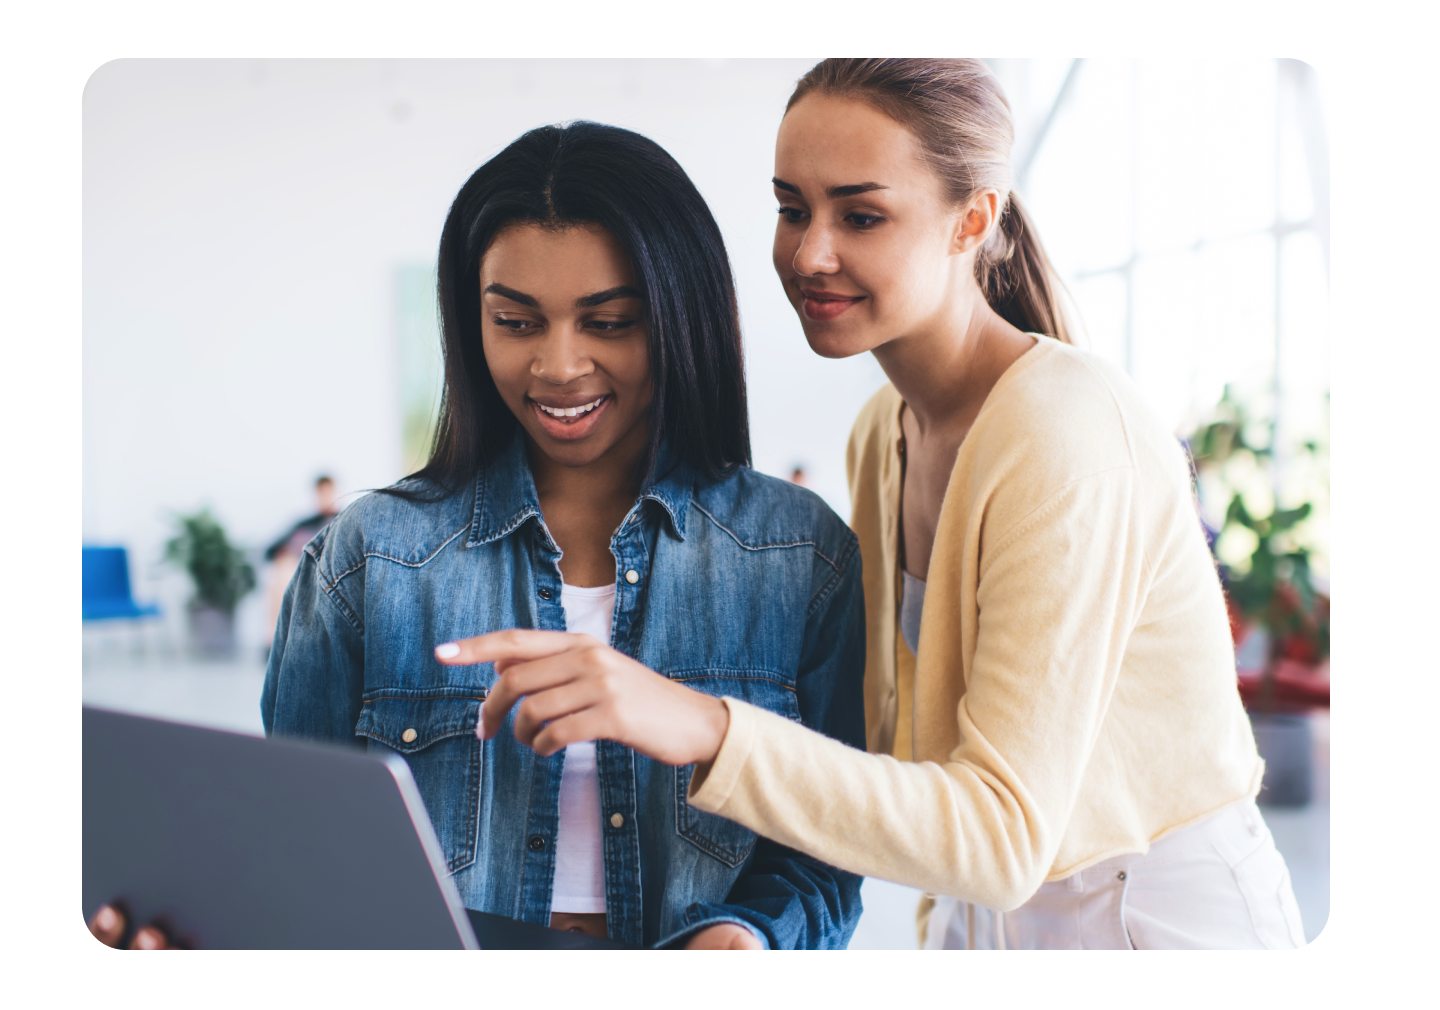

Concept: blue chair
[[83, 546, 161, 621]]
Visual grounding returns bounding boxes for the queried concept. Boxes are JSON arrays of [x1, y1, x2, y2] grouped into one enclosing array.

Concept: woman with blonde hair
[[453, 59, 1306, 949]]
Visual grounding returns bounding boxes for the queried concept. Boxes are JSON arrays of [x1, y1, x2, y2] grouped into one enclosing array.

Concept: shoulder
[[690, 466, 858, 573], [976, 339, 1182, 481], [307, 477, 475, 576], [965, 339, 1194, 525]]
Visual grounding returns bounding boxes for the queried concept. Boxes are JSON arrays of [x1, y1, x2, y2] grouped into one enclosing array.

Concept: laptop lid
[[82, 705, 479, 949]]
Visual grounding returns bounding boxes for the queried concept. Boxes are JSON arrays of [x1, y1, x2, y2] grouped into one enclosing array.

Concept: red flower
[[1280, 632, 1318, 664]]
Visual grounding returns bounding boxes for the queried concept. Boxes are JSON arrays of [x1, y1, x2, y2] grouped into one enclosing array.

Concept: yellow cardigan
[[689, 337, 1262, 911]]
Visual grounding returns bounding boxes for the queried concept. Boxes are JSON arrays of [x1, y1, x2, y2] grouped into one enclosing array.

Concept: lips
[[534, 395, 606, 419], [529, 394, 611, 440], [799, 288, 865, 322]]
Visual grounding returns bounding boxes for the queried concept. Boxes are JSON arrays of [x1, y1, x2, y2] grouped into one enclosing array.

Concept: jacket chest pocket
[[355, 692, 485, 874]]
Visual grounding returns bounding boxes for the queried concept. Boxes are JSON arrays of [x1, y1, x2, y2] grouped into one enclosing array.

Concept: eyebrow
[[483, 283, 643, 310], [576, 285, 644, 309], [772, 177, 890, 199], [483, 283, 537, 307]]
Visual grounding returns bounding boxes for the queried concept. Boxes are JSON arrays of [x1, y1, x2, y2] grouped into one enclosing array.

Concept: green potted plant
[[164, 508, 256, 657], [1189, 388, 1329, 806]]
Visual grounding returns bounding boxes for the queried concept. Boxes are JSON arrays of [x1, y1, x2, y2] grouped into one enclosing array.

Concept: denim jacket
[[261, 434, 866, 949]]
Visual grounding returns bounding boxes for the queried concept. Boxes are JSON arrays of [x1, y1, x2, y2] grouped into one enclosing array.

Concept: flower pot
[[188, 603, 237, 657], [1248, 711, 1314, 807]]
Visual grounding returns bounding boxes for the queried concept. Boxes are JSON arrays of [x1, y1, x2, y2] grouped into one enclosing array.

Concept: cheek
[[863, 238, 943, 315], [609, 337, 655, 405], [480, 332, 530, 403]]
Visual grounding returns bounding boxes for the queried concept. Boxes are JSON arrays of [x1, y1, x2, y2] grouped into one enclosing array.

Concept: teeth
[[538, 396, 604, 418]]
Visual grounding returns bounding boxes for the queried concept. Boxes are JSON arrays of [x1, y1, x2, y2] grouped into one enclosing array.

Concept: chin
[[801, 324, 876, 361], [520, 423, 608, 468], [542, 444, 614, 471]]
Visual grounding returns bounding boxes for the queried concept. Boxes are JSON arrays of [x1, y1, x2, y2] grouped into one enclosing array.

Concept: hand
[[88, 903, 182, 949], [435, 629, 729, 767], [684, 923, 763, 950]]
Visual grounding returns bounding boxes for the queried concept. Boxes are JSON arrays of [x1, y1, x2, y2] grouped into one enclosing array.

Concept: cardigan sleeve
[[688, 465, 1150, 911]]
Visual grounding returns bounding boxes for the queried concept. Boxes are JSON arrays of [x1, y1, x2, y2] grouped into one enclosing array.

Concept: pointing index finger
[[434, 628, 581, 667]]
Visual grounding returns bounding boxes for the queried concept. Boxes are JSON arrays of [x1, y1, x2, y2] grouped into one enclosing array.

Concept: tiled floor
[[82, 651, 1330, 949], [83, 654, 268, 737]]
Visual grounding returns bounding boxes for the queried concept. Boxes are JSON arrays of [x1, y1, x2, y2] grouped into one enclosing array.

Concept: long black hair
[[393, 121, 750, 501]]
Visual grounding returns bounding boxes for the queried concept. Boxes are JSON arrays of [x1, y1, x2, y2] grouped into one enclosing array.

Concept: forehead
[[775, 94, 930, 192], [480, 222, 635, 291]]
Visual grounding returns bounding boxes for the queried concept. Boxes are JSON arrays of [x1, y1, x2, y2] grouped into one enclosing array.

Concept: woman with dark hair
[[260, 121, 864, 950], [466, 62, 1305, 949]]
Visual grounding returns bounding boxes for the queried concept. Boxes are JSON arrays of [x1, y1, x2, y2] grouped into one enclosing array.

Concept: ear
[[950, 190, 1001, 255]]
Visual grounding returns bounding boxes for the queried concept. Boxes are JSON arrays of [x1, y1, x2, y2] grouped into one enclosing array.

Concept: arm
[[688, 468, 1149, 910], [663, 547, 867, 949], [260, 529, 366, 744], [442, 470, 1151, 910]]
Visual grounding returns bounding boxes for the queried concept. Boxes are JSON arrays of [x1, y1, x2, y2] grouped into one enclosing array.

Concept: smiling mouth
[[799, 289, 865, 322], [529, 394, 611, 439], [534, 395, 607, 420]]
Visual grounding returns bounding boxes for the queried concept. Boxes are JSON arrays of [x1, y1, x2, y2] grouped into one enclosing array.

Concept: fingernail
[[95, 906, 118, 931], [435, 643, 460, 659]]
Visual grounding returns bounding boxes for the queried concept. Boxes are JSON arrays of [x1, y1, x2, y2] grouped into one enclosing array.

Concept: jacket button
[[624, 570, 639, 584], [1117, 871, 1127, 882], [538, 587, 553, 601], [401, 728, 418, 744], [527, 835, 546, 852], [610, 812, 625, 828]]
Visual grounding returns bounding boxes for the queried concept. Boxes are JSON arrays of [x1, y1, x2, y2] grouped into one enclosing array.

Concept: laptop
[[83, 705, 480, 949]]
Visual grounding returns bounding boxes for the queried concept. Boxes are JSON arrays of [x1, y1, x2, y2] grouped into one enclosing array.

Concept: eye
[[586, 318, 639, 334], [492, 316, 537, 333], [777, 206, 807, 224], [845, 212, 883, 229]]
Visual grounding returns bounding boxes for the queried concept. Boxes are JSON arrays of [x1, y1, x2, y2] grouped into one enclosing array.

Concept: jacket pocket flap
[[354, 692, 485, 754]]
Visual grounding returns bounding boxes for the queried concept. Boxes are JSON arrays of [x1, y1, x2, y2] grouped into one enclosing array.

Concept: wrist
[[698, 694, 729, 766], [684, 695, 729, 788]]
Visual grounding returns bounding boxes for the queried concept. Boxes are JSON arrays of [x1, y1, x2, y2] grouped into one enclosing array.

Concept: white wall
[[82, 59, 889, 653]]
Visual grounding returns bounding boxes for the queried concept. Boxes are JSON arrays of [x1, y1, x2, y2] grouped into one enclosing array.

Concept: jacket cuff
[[653, 913, 770, 951], [687, 696, 758, 814]]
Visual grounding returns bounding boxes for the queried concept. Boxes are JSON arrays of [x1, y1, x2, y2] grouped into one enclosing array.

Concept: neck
[[527, 417, 649, 518], [873, 285, 1021, 432]]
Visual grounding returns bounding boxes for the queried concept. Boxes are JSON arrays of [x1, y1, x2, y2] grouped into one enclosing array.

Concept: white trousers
[[924, 800, 1306, 949]]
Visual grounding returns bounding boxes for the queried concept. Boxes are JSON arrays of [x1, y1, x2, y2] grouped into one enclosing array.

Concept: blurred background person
[[263, 475, 340, 654]]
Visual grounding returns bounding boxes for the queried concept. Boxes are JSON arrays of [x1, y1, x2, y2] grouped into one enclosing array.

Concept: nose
[[791, 220, 840, 277], [531, 326, 595, 385]]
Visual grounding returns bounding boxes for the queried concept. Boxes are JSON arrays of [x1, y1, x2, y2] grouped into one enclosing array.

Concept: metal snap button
[[610, 812, 625, 828], [527, 835, 546, 852], [1117, 871, 1127, 882], [625, 570, 639, 584], [401, 727, 418, 744], [538, 587, 553, 601]]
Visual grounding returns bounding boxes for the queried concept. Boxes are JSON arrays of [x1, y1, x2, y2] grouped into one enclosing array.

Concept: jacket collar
[[466, 429, 692, 548]]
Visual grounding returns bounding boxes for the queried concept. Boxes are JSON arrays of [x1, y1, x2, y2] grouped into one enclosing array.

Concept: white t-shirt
[[549, 582, 615, 914]]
